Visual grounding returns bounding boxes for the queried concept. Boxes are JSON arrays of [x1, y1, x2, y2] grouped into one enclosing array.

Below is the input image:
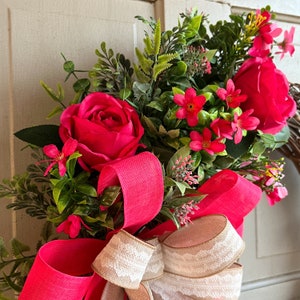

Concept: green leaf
[[272, 126, 290, 148], [153, 62, 172, 81], [40, 81, 64, 102], [46, 105, 63, 119], [153, 19, 161, 55], [14, 125, 62, 148], [133, 64, 151, 83], [119, 88, 132, 100], [159, 206, 180, 229], [76, 184, 97, 197], [0, 237, 9, 258], [99, 186, 121, 207], [147, 100, 164, 112], [3, 273, 22, 293], [226, 131, 255, 158], [252, 141, 266, 156], [63, 60, 75, 73], [11, 239, 30, 258], [143, 36, 154, 56], [174, 180, 190, 195], [73, 78, 90, 93], [172, 86, 184, 95], [52, 179, 69, 205], [135, 48, 153, 75], [66, 152, 82, 178], [157, 53, 178, 65], [56, 192, 72, 214]]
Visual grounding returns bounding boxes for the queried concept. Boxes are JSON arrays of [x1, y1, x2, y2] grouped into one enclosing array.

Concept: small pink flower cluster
[[174, 200, 200, 225], [171, 155, 199, 186]]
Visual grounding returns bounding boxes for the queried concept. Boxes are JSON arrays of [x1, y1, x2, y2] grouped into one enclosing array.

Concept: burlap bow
[[93, 214, 245, 300]]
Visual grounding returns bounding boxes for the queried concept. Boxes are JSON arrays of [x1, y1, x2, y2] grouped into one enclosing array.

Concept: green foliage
[[0, 237, 36, 296], [0, 150, 53, 219], [89, 42, 134, 100]]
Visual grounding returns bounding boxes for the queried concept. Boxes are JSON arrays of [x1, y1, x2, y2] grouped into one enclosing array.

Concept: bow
[[19, 153, 262, 299]]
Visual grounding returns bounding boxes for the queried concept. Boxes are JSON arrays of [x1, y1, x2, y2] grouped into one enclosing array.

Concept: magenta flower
[[189, 128, 226, 155], [216, 79, 247, 108], [231, 109, 260, 144], [248, 10, 282, 58], [266, 184, 288, 206], [276, 26, 295, 59], [258, 23, 282, 45], [210, 118, 234, 139], [174, 87, 206, 126], [56, 215, 90, 238], [43, 138, 78, 176]]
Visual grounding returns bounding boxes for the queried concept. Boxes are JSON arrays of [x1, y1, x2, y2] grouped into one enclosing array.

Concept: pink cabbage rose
[[59, 92, 144, 170], [233, 57, 296, 134]]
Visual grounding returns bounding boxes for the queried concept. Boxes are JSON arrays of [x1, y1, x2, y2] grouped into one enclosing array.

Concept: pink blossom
[[276, 26, 295, 59], [189, 128, 226, 155], [43, 138, 78, 176], [56, 215, 90, 238], [266, 184, 288, 206], [231, 109, 260, 144], [210, 118, 234, 139], [248, 10, 282, 58], [174, 88, 206, 127], [216, 79, 247, 108]]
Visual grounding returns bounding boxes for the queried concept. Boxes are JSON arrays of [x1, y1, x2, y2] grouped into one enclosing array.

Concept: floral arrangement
[[0, 5, 296, 299]]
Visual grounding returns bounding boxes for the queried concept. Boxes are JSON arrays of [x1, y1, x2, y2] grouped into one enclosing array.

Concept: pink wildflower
[[189, 128, 226, 155], [266, 184, 288, 206], [56, 215, 90, 238], [216, 79, 247, 108], [248, 10, 282, 58], [210, 118, 234, 139], [43, 138, 78, 176], [174, 87, 206, 127], [276, 26, 295, 59], [231, 109, 260, 144]]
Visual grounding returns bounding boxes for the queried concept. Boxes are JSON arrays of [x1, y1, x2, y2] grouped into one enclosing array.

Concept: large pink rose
[[59, 92, 144, 170], [233, 57, 296, 134]]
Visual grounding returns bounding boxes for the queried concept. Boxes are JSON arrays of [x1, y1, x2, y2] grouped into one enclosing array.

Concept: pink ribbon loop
[[97, 151, 164, 234], [139, 169, 262, 239], [19, 239, 107, 300]]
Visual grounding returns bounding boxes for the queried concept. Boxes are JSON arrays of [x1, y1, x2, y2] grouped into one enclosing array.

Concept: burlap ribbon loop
[[92, 230, 157, 289], [161, 214, 245, 278]]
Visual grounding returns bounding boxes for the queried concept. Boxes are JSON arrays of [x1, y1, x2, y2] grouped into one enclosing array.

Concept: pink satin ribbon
[[19, 164, 262, 299]]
